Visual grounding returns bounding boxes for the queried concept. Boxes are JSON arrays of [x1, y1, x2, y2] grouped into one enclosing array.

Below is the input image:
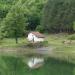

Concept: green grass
[[0, 38, 28, 47], [0, 56, 75, 75], [0, 33, 72, 47], [0, 34, 75, 75], [0, 34, 75, 64], [44, 34, 75, 63]]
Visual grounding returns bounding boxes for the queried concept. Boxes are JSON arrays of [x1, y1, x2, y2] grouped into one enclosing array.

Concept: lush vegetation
[[0, 56, 75, 75], [1, 0, 75, 42], [1, 0, 75, 75], [45, 34, 75, 64], [0, 0, 47, 43], [41, 0, 75, 33], [0, 34, 75, 64]]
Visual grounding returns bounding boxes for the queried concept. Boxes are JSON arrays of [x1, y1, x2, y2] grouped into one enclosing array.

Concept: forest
[[0, 0, 75, 42], [0, 0, 47, 40], [1, 1, 75, 75]]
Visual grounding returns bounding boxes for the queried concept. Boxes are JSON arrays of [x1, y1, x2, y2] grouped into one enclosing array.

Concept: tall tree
[[0, 0, 19, 19], [22, 0, 47, 30], [0, 0, 48, 42], [41, 0, 75, 33], [0, 0, 26, 43]]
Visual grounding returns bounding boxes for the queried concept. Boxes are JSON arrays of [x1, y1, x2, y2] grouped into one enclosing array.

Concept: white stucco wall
[[27, 33, 44, 42]]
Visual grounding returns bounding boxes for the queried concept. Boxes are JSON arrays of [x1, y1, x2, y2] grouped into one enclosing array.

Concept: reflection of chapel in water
[[27, 57, 44, 69]]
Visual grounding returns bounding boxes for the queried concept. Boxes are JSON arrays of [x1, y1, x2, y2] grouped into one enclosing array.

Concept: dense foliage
[[0, 0, 47, 43], [41, 0, 75, 33], [1, 0, 75, 43]]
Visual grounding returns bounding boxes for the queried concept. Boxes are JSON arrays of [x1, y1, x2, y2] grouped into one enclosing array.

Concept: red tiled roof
[[31, 32, 45, 38]]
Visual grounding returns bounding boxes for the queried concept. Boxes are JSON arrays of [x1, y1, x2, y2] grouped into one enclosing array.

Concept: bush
[[40, 41, 49, 47], [0, 36, 4, 44], [26, 41, 49, 48], [68, 34, 75, 40], [36, 25, 45, 33]]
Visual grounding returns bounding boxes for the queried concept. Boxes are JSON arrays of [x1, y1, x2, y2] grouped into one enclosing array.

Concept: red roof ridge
[[30, 31, 45, 38]]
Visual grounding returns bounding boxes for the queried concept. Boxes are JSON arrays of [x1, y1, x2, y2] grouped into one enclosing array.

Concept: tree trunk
[[15, 36, 18, 44], [15, 30, 18, 44]]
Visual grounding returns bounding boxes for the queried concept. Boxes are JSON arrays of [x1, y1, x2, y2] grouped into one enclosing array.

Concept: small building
[[27, 31, 45, 43]]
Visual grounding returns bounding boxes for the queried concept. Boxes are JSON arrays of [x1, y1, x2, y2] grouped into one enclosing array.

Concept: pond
[[0, 56, 75, 75]]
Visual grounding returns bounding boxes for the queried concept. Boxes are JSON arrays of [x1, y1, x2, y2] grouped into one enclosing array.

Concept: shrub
[[0, 36, 4, 44], [40, 41, 49, 47], [26, 41, 49, 48], [68, 35, 75, 40], [36, 25, 45, 33]]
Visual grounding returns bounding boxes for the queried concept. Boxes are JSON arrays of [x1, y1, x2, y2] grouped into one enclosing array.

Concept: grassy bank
[[0, 38, 28, 47], [0, 33, 73, 47], [45, 34, 75, 63], [0, 56, 75, 75], [0, 34, 75, 64]]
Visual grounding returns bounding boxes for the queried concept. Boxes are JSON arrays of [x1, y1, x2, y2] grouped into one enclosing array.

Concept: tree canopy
[[41, 0, 75, 33], [0, 0, 47, 43], [1, 0, 75, 43]]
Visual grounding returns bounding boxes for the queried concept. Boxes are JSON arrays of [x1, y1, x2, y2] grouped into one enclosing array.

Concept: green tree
[[1, 0, 26, 43], [0, 0, 19, 18], [0, 0, 47, 42], [22, 0, 47, 31], [41, 0, 75, 33]]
